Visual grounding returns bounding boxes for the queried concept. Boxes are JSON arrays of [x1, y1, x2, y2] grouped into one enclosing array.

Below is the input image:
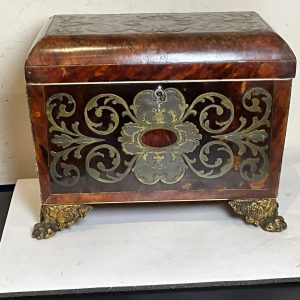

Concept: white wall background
[[0, 0, 299, 184]]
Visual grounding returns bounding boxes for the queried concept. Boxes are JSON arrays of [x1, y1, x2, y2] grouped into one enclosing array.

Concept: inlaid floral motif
[[118, 88, 201, 184]]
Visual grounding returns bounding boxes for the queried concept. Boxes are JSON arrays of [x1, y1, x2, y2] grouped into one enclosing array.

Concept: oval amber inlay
[[141, 129, 177, 148]]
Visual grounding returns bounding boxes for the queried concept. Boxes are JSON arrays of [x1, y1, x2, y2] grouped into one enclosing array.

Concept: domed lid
[[25, 12, 296, 83]]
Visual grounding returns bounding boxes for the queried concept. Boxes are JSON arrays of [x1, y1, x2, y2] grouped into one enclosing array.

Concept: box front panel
[[34, 80, 278, 203]]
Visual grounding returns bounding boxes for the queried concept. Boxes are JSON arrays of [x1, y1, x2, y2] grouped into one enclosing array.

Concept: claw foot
[[32, 204, 93, 240], [32, 222, 59, 239], [229, 198, 287, 232]]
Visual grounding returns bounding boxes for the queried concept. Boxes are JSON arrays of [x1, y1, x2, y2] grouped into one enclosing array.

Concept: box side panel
[[26, 85, 50, 203], [269, 80, 292, 197], [31, 80, 280, 204]]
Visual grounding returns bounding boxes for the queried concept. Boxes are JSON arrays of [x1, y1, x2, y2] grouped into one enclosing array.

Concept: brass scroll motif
[[46, 87, 271, 186], [47, 93, 104, 186]]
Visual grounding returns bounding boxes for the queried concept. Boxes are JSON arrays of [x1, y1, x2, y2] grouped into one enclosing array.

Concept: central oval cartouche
[[141, 129, 177, 148]]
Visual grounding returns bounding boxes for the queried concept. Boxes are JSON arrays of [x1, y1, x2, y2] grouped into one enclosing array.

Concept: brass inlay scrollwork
[[213, 88, 271, 181], [46, 86, 272, 186], [182, 92, 235, 134], [47, 93, 104, 187]]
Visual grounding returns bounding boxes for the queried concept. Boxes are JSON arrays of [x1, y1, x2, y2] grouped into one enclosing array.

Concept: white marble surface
[[1, 149, 300, 296]]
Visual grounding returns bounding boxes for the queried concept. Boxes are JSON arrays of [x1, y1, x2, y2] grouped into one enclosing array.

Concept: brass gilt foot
[[229, 198, 287, 232], [32, 204, 93, 240]]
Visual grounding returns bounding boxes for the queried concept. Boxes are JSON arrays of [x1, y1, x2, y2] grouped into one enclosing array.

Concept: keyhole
[[153, 86, 166, 105]]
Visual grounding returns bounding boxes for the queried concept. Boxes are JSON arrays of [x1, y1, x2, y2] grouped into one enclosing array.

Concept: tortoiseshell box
[[25, 12, 296, 239]]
